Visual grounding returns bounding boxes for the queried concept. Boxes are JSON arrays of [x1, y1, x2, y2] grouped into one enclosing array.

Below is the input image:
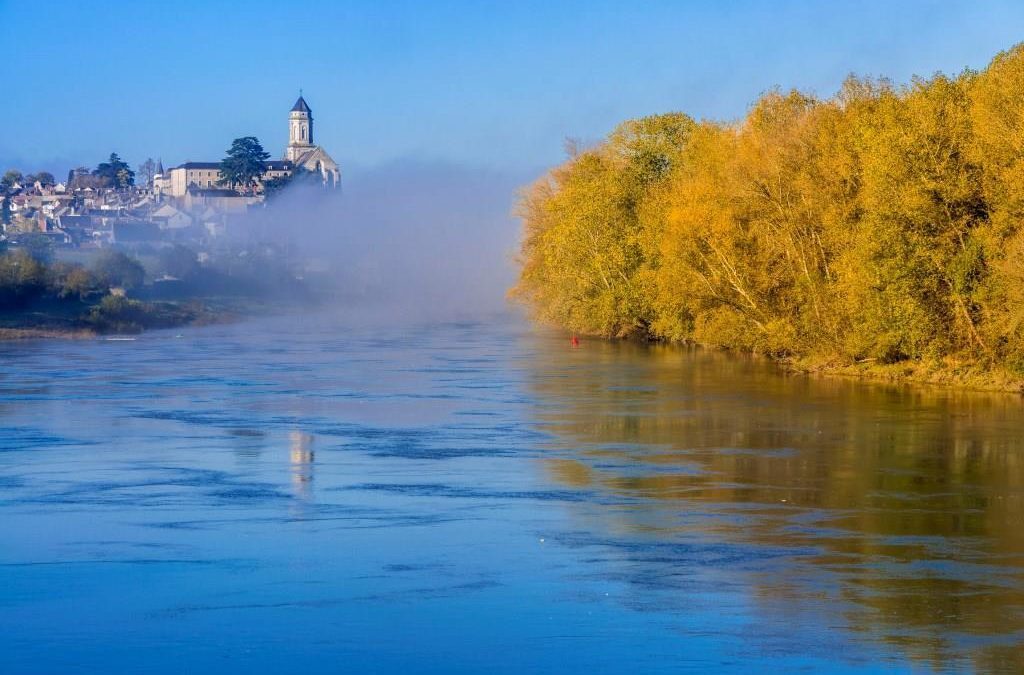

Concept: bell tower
[[286, 93, 313, 161]]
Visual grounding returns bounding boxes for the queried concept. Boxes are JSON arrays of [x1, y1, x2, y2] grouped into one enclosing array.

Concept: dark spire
[[291, 93, 311, 113]]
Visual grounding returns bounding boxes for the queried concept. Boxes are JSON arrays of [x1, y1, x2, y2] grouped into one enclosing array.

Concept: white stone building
[[157, 95, 341, 198], [284, 95, 342, 187]]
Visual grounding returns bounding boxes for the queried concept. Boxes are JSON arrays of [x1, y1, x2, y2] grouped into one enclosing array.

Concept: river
[[1, 313, 1022, 673]]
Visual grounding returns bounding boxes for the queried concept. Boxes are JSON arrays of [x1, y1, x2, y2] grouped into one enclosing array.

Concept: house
[[183, 187, 258, 213], [111, 219, 161, 244], [151, 203, 192, 230]]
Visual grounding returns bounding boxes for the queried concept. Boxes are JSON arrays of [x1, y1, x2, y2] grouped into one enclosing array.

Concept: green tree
[[218, 137, 270, 193], [92, 250, 145, 290], [1, 170, 23, 190], [26, 171, 55, 186], [94, 153, 134, 188]]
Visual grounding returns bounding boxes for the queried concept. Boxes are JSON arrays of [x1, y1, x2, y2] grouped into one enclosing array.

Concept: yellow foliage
[[513, 43, 1024, 373]]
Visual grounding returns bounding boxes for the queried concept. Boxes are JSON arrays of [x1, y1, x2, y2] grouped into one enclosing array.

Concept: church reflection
[[525, 335, 1024, 673], [289, 431, 315, 502]]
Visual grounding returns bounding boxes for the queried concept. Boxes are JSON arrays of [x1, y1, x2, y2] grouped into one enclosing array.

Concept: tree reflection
[[525, 335, 1024, 671]]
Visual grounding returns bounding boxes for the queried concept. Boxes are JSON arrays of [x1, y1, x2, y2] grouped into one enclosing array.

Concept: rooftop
[[178, 162, 221, 170]]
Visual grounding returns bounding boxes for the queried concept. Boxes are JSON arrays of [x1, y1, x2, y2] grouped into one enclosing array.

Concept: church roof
[[291, 95, 311, 113], [293, 146, 338, 171]]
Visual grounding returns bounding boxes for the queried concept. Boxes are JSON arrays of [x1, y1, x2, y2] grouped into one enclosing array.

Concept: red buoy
[[570, 336, 580, 348]]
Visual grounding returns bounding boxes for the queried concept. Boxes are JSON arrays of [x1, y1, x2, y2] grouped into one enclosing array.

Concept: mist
[[237, 159, 534, 324]]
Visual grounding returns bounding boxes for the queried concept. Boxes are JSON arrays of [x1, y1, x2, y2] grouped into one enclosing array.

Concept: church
[[159, 94, 340, 198], [283, 94, 341, 187]]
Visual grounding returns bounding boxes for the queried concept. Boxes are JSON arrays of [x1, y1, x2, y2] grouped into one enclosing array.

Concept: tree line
[[512, 43, 1024, 377]]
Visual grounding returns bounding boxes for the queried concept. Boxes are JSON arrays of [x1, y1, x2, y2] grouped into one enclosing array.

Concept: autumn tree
[[513, 40, 1024, 378]]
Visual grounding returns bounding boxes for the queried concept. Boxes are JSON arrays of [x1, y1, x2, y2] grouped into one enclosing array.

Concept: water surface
[[1, 314, 1022, 673]]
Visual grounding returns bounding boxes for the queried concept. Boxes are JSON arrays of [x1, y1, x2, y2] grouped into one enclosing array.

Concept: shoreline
[[0, 297, 246, 341], [783, 356, 1024, 396], [0, 327, 99, 340], [571, 331, 1024, 395]]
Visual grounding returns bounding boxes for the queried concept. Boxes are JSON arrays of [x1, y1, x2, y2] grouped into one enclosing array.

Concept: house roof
[[186, 187, 239, 197], [291, 95, 311, 113], [152, 204, 183, 218]]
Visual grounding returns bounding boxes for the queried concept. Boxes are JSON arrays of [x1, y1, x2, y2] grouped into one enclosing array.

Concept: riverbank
[[576, 332, 1024, 394], [787, 354, 1024, 395], [0, 296, 239, 339]]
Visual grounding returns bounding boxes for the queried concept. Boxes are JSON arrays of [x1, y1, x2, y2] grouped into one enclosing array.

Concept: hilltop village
[[0, 96, 340, 252], [0, 96, 341, 336]]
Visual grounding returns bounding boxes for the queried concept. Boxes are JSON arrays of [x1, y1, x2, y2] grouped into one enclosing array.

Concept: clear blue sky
[[2, 0, 1024, 176]]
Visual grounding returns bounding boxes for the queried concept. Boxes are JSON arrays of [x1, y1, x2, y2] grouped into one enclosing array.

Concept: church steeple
[[286, 92, 313, 161]]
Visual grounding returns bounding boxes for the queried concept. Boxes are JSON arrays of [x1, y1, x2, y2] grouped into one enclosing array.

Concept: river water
[[1, 313, 1022, 673]]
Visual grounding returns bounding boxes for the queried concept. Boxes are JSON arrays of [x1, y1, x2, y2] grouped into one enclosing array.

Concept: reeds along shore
[[511, 43, 1024, 391]]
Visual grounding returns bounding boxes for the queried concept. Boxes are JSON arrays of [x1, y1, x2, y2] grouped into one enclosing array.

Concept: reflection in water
[[4, 316, 1024, 672], [526, 338, 1024, 672], [230, 428, 267, 462], [289, 431, 315, 501]]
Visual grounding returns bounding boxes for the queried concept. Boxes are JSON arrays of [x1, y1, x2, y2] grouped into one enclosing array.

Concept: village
[[0, 95, 340, 254]]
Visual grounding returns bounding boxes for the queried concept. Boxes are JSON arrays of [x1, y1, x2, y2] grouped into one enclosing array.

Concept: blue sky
[[2, 0, 1024, 176]]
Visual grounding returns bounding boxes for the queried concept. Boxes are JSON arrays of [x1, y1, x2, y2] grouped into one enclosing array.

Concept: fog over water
[[242, 160, 534, 322]]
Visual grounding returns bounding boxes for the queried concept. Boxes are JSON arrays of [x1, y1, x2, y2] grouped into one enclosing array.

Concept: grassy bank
[[785, 354, 1024, 394]]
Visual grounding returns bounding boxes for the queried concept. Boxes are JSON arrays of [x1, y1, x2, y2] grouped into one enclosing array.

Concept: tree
[[17, 232, 54, 263], [26, 171, 55, 186], [0, 250, 46, 308], [94, 153, 134, 188], [263, 166, 322, 199], [218, 137, 269, 193], [511, 113, 695, 337], [1, 170, 23, 190], [48, 262, 98, 300], [138, 158, 157, 187], [511, 45, 1020, 371], [92, 250, 145, 290], [157, 244, 200, 280]]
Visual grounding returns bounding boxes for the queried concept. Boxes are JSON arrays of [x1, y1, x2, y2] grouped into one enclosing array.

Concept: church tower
[[286, 94, 313, 162]]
